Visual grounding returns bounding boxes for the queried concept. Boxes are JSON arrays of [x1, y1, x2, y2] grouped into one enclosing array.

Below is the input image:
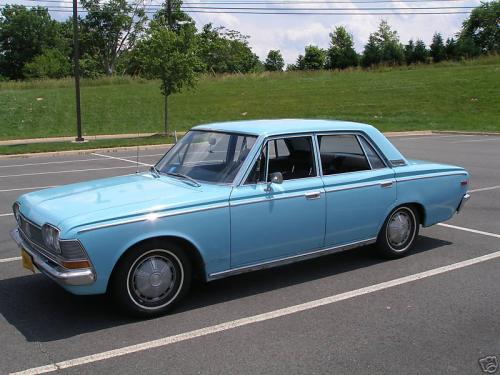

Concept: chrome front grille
[[19, 215, 43, 246]]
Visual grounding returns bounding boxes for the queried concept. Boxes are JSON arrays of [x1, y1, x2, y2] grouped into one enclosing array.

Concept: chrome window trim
[[239, 133, 319, 186], [356, 134, 373, 170], [207, 237, 377, 281], [315, 131, 390, 173], [77, 202, 229, 234], [311, 133, 322, 179], [356, 133, 389, 169]]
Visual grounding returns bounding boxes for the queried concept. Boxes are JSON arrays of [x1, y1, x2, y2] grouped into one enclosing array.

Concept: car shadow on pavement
[[0, 235, 451, 343]]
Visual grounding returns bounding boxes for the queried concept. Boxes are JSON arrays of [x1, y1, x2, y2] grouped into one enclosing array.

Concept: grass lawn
[[0, 135, 174, 155], [0, 56, 499, 146]]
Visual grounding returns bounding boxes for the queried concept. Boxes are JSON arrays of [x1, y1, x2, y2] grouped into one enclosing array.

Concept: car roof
[[192, 119, 376, 137]]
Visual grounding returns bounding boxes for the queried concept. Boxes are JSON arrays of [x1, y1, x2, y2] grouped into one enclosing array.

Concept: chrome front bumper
[[457, 193, 470, 213], [10, 228, 95, 286]]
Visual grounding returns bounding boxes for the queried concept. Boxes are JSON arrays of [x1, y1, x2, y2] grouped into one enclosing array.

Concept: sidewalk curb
[[432, 130, 500, 136], [0, 133, 159, 147], [383, 131, 433, 137]]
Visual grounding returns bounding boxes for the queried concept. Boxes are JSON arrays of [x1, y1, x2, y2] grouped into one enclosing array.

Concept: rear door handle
[[380, 181, 393, 188], [305, 191, 322, 200]]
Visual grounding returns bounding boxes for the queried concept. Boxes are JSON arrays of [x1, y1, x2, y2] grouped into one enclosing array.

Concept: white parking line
[[0, 256, 21, 263], [91, 152, 152, 167], [469, 185, 500, 193], [11, 250, 500, 375], [0, 213, 13, 217], [0, 154, 164, 169], [0, 185, 58, 193], [437, 223, 500, 239], [0, 165, 137, 179]]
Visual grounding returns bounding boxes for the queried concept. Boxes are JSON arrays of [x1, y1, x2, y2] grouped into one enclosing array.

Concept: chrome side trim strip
[[324, 179, 394, 193], [77, 203, 229, 234], [396, 171, 467, 183], [230, 189, 323, 207], [207, 237, 377, 281]]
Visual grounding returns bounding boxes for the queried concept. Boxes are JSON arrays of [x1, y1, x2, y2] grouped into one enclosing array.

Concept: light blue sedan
[[11, 120, 470, 316]]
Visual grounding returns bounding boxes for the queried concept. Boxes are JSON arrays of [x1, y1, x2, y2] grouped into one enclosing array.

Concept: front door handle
[[380, 181, 393, 188], [305, 191, 322, 200]]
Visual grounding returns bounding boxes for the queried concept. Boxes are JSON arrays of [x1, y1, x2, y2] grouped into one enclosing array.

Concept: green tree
[[361, 34, 381, 67], [80, 0, 147, 75], [325, 26, 358, 70], [197, 24, 259, 74], [413, 40, 428, 64], [404, 39, 415, 65], [303, 45, 325, 70], [459, 1, 500, 54], [0, 5, 67, 79], [456, 36, 481, 59], [430, 33, 446, 63], [23, 48, 71, 78], [264, 50, 285, 71], [151, 0, 193, 32], [445, 37, 458, 60], [367, 20, 405, 66], [295, 54, 306, 70], [136, 19, 201, 135]]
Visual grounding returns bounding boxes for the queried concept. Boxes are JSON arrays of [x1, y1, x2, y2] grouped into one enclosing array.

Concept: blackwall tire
[[110, 240, 192, 318], [376, 205, 420, 259]]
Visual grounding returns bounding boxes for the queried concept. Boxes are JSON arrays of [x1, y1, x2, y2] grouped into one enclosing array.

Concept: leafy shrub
[[23, 48, 71, 79]]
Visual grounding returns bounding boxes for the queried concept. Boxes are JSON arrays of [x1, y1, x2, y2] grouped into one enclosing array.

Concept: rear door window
[[319, 134, 371, 175]]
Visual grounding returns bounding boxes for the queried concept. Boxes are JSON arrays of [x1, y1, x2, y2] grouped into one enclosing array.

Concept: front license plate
[[21, 249, 35, 273]]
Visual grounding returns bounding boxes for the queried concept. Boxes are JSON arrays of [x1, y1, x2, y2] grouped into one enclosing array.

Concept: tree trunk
[[164, 93, 168, 136]]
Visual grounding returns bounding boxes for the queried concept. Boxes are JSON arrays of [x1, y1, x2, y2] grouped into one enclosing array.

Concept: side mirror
[[266, 172, 283, 191], [269, 172, 283, 184]]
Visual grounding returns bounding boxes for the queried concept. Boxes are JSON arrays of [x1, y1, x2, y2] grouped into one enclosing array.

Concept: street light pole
[[72, 0, 84, 142], [163, 0, 172, 136]]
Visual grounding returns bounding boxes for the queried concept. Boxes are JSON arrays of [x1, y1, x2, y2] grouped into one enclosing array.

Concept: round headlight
[[42, 224, 61, 254], [13, 203, 21, 223]]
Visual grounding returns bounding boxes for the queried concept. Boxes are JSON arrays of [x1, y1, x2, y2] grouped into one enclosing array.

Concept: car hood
[[17, 173, 231, 235]]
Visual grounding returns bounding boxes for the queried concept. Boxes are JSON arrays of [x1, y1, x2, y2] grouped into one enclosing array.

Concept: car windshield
[[155, 130, 257, 184]]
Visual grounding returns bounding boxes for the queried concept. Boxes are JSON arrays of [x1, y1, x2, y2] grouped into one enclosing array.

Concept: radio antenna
[[135, 122, 140, 174]]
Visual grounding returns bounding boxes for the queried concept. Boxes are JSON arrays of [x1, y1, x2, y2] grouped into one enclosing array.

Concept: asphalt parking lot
[[0, 133, 499, 375]]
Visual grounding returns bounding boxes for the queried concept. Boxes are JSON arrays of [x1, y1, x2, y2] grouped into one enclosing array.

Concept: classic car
[[11, 119, 470, 316]]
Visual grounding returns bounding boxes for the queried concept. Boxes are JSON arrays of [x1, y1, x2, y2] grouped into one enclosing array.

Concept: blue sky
[[10, 0, 482, 64]]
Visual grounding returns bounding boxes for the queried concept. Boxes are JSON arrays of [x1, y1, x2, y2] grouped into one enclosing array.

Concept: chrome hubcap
[[387, 211, 412, 248], [132, 256, 176, 302]]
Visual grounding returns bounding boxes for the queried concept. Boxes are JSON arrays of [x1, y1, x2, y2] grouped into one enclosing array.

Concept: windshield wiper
[[165, 172, 201, 187], [150, 166, 160, 178]]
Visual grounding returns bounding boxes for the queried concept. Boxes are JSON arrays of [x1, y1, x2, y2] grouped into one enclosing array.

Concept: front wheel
[[110, 240, 192, 317], [376, 205, 419, 258]]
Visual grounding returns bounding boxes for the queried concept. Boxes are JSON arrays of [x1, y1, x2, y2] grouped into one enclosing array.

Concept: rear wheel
[[376, 205, 419, 258], [110, 240, 191, 317]]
